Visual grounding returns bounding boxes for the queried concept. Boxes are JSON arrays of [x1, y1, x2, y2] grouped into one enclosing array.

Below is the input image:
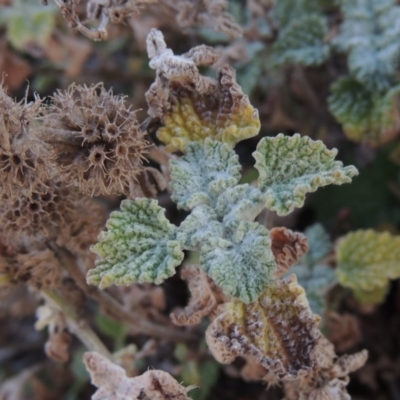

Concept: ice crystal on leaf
[[200, 221, 276, 303], [253, 134, 358, 216], [206, 275, 321, 379], [146, 29, 260, 152], [337, 230, 400, 304], [87, 198, 184, 289], [170, 138, 241, 210]]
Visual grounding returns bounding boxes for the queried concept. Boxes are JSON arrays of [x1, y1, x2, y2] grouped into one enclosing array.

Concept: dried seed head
[[0, 178, 105, 247], [40, 83, 149, 196], [0, 234, 63, 289], [0, 83, 49, 199]]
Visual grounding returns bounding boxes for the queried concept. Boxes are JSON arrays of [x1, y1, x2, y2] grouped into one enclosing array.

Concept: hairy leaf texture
[[292, 264, 336, 316], [272, 14, 329, 66], [337, 230, 400, 304], [200, 221, 277, 304], [146, 29, 260, 152], [170, 138, 241, 210], [83, 352, 192, 400], [290, 224, 335, 315], [206, 275, 321, 379], [334, 0, 400, 93], [329, 77, 400, 143], [253, 134, 358, 215], [87, 199, 184, 289], [303, 223, 331, 266]]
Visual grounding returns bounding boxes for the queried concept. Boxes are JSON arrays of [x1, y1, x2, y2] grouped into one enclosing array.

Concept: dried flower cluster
[[40, 83, 148, 197], [0, 84, 47, 200]]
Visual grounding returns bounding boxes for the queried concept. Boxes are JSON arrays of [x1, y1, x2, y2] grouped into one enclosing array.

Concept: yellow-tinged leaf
[[157, 68, 260, 152], [206, 275, 321, 379], [337, 230, 400, 304]]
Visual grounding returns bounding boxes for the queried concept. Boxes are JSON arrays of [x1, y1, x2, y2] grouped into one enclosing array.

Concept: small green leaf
[[303, 223, 331, 265], [253, 134, 358, 216], [329, 77, 400, 143], [170, 138, 242, 210], [272, 14, 330, 66], [291, 264, 336, 315], [87, 199, 184, 288], [337, 230, 400, 304], [200, 221, 276, 303], [334, 0, 400, 92], [178, 205, 223, 250]]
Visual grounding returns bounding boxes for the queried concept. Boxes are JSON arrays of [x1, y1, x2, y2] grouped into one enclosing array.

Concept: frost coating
[[272, 14, 329, 67], [200, 222, 277, 304], [87, 198, 184, 288], [170, 138, 241, 210], [334, 0, 400, 93], [337, 230, 400, 304], [206, 275, 321, 379], [253, 134, 359, 215]]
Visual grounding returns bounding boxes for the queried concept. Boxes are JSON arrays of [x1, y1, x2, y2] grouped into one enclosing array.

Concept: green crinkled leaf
[[216, 184, 266, 232], [329, 77, 400, 143], [200, 221, 276, 303], [337, 230, 400, 304], [272, 14, 329, 66], [303, 223, 331, 265], [291, 264, 336, 315], [253, 133, 358, 216], [170, 138, 242, 211], [334, 0, 400, 93], [178, 205, 223, 250], [87, 199, 184, 288]]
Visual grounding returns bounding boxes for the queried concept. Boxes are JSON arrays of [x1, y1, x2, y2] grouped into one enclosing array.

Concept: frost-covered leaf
[[303, 223, 331, 266], [87, 199, 184, 288], [334, 0, 400, 93], [146, 30, 260, 152], [284, 336, 368, 400], [291, 264, 336, 315], [178, 205, 223, 250], [337, 230, 400, 304], [206, 275, 321, 379], [157, 68, 261, 152], [329, 77, 400, 143], [170, 139, 241, 210], [270, 227, 309, 277], [272, 14, 329, 66], [83, 352, 192, 400], [253, 134, 358, 215], [200, 222, 276, 303], [215, 184, 266, 231]]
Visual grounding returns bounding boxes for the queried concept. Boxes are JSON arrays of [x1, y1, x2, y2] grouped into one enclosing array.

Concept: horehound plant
[[86, 29, 368, 399]]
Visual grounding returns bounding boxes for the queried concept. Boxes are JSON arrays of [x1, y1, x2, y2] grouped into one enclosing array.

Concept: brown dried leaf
[[173, 0, 243, 39], [170, 265, 228, 326], [325, 312, 362, 352], [284, 336, 368, 400], [145, 29, 260, 152], [270, 227, 309, 278], [83, 351, 192, 400], [206, 275, 321, 379], [36, 304, 72, 362]]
